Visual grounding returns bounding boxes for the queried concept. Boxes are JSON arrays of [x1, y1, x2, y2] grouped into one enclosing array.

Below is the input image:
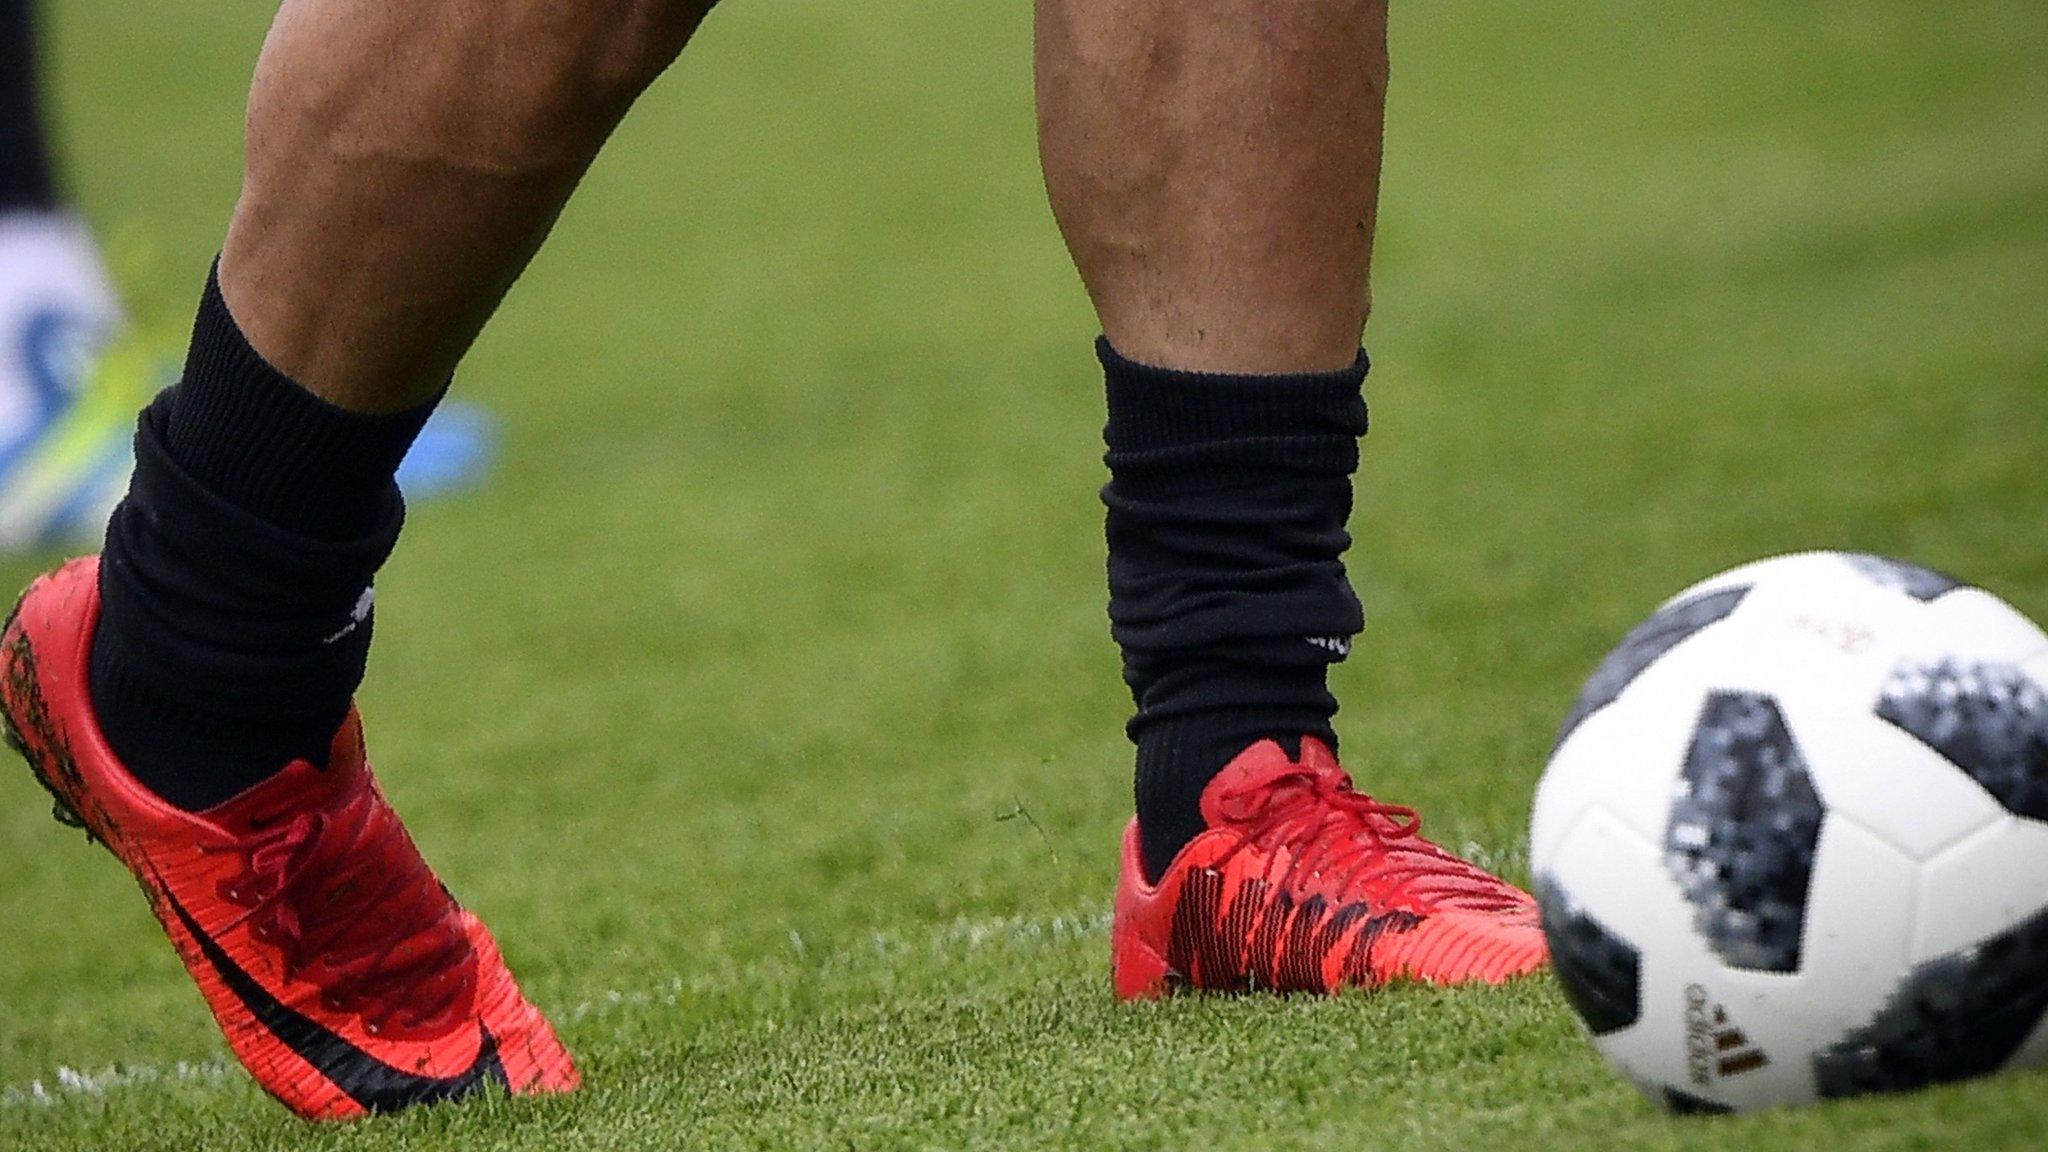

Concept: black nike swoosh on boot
[[158, 880, 508, 1113]]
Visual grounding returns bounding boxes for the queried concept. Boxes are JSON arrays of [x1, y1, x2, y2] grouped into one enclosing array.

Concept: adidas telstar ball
[[1531, 551, 2048, 1113]]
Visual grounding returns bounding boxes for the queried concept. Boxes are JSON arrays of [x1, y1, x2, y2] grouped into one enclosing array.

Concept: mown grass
[[2, 1, 2044, 1147]]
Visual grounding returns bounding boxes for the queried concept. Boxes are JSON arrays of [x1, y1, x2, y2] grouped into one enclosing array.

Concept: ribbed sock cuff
[[1100, 337, 1369, 458], [164, 264, 439, 540]]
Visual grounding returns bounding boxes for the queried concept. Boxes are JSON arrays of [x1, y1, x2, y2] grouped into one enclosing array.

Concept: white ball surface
[[1532, 551, 2048, 1112]]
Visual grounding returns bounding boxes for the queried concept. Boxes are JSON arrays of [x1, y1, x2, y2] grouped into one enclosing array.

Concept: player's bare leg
[[1035, 0, 1549, 994], [2, 0, 714, 1119], [1037, 0, 1382, 375], [225, 0, 709, 411]]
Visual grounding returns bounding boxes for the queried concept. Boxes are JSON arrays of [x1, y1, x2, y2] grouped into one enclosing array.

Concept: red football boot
[[1113, 737, 1547, 998], [0, 557, 578, 1120]]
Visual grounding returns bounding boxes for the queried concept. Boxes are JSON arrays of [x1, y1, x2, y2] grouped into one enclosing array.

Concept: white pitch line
[[0, 1059, 234, 1110]]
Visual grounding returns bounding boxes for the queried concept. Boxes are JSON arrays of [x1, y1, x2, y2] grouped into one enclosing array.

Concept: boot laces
[[200, 788, 475, 1037], [1215, 766, 1526, 913]]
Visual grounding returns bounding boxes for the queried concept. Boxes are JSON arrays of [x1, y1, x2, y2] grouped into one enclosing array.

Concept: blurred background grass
[[1, 1, 2044, 1147]]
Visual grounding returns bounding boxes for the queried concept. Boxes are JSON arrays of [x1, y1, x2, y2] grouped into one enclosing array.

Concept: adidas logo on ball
[[1684, 984, 1769, 1085], [1536, 551, 2048, 1112]]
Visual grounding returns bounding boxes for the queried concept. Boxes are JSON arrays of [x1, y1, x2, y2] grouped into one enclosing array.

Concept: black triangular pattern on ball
[[1664, 692, 1823, 974], [1877, 659, 2048, 823], [1536, 876, 1642, 1036], [1662, 1087, 1735, 1116], [1813, 901, 2048, 1099], [1554, 585, 1752, 752], [1841, 553, 1967, 602]]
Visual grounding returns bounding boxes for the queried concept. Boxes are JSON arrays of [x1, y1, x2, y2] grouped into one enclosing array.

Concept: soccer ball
[[1531, 551, 2048, 1113]]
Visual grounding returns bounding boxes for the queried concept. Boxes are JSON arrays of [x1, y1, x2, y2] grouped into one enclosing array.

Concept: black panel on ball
[[1537, 876, 1643, 1036], [1662, 1087, 1735, 1116], [1554, 586, 1751, 751], [1841, 553, 1966, 602], [1814, 903, 2048, 1099], [1664, 692, 1824, 974], [1878, 659, 2048, 823]]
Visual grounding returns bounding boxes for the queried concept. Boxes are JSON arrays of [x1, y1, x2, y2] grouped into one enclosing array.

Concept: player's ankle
[[88, 269, 434, 810], [1097, 338, 1369, 883], [1133, 710, 1333, 883]]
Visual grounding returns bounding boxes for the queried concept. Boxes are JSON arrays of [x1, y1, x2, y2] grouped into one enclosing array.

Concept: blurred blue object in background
[[395, 400, 497, 501]]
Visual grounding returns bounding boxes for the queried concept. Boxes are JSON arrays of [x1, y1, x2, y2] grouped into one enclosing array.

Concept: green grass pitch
[[3, 1, 2046, 1148]]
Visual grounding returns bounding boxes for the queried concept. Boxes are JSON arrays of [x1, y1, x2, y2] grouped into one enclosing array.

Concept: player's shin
[[92, 0, 716, 809], [1035, 0, 1390, 877]]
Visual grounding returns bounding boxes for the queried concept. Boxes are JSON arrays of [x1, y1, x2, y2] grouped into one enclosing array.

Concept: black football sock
[[1100, 338, 1370, 882], [90, 267, 438, 810], [0, 0, 61, 211]]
